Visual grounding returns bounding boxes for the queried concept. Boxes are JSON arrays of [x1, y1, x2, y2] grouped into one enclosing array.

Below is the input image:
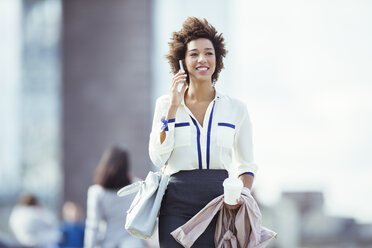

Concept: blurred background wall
[[62, 0, 152, 211], [0, 0, 153, 242], [1, 0, 372, 247]]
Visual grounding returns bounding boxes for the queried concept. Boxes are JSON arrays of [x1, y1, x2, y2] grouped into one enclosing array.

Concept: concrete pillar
[[62, 0, 152, 208]]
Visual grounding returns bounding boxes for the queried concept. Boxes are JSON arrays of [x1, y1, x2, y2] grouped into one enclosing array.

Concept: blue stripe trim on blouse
[[218, 122, 235, 129], [160, 118, 176, 131], [175, 122, 190, 128], [239, 172, 255, 177], [206, 101, 216, 170], [190, 117, 202, 170]]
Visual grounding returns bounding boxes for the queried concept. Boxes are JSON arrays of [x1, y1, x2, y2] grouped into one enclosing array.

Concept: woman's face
[[185, 38, 216, 83]]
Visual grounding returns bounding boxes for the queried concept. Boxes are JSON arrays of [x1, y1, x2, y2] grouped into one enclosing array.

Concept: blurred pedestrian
[[58, 201, 84, 248], [9, 193, 60, 248], [84, 145, 146, 248]]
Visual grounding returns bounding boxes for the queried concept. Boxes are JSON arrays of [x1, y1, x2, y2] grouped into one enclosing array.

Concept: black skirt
[[159, 169, 228, 248]]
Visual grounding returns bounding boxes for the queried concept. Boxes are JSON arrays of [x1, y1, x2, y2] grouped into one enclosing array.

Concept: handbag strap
[[117, 165, 167, 197], [117, 181, 142, 197]]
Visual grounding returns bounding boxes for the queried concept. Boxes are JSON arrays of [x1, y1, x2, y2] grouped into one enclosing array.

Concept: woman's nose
[[198, 55, 206, 63]]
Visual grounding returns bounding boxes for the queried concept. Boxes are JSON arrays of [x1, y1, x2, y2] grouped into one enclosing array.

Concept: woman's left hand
[[223, 197, 243, 210]]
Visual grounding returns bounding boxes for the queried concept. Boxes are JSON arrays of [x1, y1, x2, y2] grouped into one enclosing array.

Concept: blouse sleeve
[[233, 105, 258, 176], [148, 96, 176, 167], [84, 185, 103, 248]]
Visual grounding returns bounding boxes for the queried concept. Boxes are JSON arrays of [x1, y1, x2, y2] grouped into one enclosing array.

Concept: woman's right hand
[[169, 70, 188, 108], [160, 70, 187, 144]]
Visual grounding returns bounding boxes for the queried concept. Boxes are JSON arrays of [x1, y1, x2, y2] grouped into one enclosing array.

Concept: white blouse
[[149, 91, 257, 177]]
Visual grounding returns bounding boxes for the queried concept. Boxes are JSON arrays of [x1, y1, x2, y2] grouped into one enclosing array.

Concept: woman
[[149, 17, 258, 247], [84, 146, 145, 248]]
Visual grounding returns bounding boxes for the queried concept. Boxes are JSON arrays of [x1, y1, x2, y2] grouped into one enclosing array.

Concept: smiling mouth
[[196, 67, 209, 71]]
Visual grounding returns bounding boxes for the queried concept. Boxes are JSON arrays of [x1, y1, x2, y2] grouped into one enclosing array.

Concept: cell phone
[[179, 60, 184, 71], [178, 60, 187, 89]]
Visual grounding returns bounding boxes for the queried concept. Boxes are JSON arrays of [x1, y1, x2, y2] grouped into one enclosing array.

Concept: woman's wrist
[[166, 105, 178, 119]]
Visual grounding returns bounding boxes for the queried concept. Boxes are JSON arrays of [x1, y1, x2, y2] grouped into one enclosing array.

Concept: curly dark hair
[[166, 17, 228, 83]]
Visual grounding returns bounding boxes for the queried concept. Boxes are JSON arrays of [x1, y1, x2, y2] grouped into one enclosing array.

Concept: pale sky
[[230, 0, 372, 223], [0, 0, 21, 192], [153, 0, 372, 223]]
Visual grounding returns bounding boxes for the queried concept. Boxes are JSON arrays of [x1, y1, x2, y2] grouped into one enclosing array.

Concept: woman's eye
[[206, 52, 214, 55], [190, 53, 198, 57]]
